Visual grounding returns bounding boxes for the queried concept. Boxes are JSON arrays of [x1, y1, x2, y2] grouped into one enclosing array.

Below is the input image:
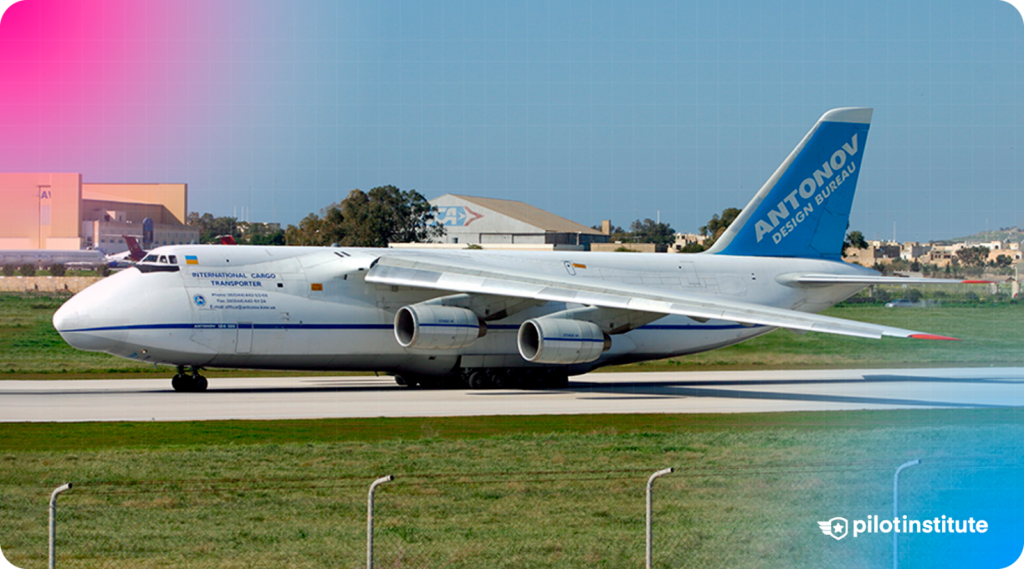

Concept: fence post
[[367, 475, 394, 569], [48, 483, 72, 569], [894, 460, 920, 569], [646, 468, 673, 569]]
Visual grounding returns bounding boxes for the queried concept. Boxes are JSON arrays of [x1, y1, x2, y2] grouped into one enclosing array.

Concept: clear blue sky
[[3, 0, 1023, 242]]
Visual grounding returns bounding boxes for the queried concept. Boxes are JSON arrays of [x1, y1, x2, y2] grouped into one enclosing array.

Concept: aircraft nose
[[52, 299, 78, 334], [53, 280, 129, 353]]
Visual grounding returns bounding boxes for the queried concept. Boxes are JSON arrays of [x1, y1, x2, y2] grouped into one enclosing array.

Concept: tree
[[187, 212, 240, 244], [285, 213, 327, 246], [843, 230, 868, 255], [991, 254, 1014, 269], [285, 186, 444, 247], [956, 246, 989, 268], [628, 219, 676, 246], [237, 221, 285, 245], [699, 207, 742, 249]]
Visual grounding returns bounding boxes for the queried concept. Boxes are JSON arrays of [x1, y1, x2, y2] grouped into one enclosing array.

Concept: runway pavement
[[2, 367, 1023, 422]]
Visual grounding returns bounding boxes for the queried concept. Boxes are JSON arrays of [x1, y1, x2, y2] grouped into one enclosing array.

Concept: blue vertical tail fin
[[706, 107, 872, 259]]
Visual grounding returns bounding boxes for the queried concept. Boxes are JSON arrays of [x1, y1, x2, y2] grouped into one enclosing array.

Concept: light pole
[[894, 459, 920, 569]]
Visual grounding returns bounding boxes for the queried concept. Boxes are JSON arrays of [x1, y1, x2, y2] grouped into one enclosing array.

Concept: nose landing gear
[[171, 365, 208, 392]]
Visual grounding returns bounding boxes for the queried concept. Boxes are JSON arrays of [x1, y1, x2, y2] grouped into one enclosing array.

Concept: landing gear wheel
[[467, 371, 488, 390], [394, 375, 408, 386], [491, 371, 508, 389], [172, 367, 208, 392]]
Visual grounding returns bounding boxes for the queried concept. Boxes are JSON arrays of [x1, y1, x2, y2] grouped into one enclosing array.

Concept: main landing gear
[[465, 368, 569, 390], [393, 368, 571, 390], [171, 365, 208, 392]]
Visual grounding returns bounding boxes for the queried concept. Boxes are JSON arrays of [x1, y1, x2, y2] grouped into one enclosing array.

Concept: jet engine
[[517, 318, 610, 364], [394, 304, 485, 350]]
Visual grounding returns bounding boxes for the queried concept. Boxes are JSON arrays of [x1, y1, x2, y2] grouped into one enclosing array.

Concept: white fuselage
[[53, 245, 872, 377]]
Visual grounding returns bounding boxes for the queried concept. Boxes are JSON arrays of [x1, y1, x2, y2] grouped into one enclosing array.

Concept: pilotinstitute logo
[[818, 515, 989, 540], [818, 517, 849, 540]]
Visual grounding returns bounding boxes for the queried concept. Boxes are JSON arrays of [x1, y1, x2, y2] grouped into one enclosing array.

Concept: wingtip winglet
[[909, 333, 961, 341]]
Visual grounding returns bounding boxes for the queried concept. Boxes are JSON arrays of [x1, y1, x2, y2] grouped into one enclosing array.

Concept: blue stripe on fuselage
[[58, 322, 762, 334]]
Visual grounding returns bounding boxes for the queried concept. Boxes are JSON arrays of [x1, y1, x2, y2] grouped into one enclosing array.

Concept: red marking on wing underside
[[909, 334, 960, 341]]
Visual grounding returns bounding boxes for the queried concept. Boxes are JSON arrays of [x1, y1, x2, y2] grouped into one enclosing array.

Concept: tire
[[192, 374, 208, 392], [467, 371, 487, 390], [171, 374, 185, 392], [491, 371, 507, 389]]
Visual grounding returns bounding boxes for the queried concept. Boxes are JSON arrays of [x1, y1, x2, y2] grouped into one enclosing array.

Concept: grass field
[[2, 292, 1022, 378], [3, 291, 1024, 567], [3, 410, 1024, 568]]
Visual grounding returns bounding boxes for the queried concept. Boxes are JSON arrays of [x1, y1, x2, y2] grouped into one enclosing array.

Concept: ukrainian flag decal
[[185, 255, 198, 265]]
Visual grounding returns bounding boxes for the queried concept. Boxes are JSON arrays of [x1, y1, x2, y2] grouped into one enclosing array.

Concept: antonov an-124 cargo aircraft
[[54, 108, 971, 392]]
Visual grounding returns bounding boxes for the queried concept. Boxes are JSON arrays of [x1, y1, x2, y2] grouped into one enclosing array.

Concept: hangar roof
[[444, 194, 604, 235]]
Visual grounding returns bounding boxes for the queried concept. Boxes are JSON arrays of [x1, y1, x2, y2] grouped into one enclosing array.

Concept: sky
[[1, 0, 1023, 243]]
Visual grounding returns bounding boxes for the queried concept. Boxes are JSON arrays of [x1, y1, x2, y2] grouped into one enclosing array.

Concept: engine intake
[[395, 305, 485, 350], [517, 318, 610, 364]]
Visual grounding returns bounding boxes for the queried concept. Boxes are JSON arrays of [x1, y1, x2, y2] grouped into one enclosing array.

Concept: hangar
[[429, 194, 609, 249], [0, 173, 198, 254]]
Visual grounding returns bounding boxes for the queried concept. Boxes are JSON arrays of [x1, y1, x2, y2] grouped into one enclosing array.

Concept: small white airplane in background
[[98, 235, 148, 268], [54, 108, 975, 392]]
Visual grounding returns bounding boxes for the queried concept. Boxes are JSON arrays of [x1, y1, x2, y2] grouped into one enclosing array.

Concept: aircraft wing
[[365, 255, 957, 341]]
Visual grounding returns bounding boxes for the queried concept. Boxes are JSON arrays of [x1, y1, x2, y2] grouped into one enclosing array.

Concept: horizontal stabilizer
[[780, 274, 995, 287]]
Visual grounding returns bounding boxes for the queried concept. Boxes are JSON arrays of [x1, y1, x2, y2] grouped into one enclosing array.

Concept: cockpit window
[[136, 252, 181, 273]]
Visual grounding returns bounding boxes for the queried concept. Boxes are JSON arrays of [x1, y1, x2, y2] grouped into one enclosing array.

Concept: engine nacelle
[[517, 318, 610, 364], [394, 305, 485, 350]]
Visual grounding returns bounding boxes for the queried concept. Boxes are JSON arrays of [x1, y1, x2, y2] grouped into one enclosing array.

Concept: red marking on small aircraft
[[961, 280, 994, 284]]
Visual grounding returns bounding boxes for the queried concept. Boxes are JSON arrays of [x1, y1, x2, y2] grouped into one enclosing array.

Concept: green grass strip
[[4, 408, 1024, 453]]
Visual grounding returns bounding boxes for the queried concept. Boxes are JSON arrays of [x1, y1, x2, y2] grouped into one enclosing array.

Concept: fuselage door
[[236, 322, 253, 353]]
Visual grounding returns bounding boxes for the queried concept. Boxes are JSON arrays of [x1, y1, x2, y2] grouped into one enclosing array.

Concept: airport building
[[426, 194, 609, 249], [0, 173, 198, 254]]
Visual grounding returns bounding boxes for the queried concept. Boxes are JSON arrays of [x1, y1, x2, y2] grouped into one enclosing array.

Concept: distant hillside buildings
[[843, 239, 1022, 267]]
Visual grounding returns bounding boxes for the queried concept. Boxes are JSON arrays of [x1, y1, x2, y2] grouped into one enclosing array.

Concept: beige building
[[431, 194, 608, 248], [0, 173, 197, 254]]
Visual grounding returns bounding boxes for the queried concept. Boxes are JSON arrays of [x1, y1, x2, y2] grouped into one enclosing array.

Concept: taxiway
[[1, 367, 1022, 422]]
